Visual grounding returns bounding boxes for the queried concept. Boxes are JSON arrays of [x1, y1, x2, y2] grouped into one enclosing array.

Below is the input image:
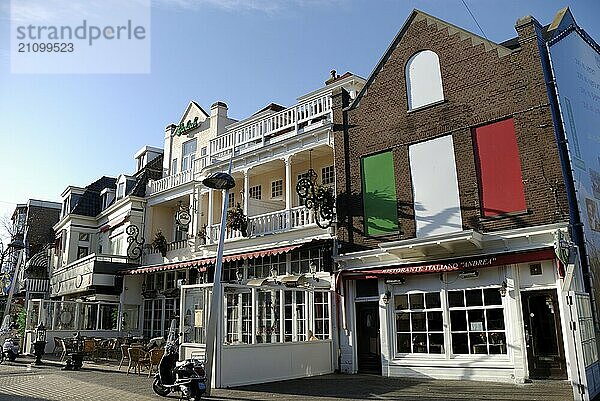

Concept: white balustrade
[[209, 93, 333, 159], [147, 167, 196, 195], [206, 206, 317, 243]]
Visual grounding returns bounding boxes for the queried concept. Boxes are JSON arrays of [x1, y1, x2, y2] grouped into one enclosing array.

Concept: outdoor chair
[[52, 337, 61, 355], [127, 346, 150, 375], [107, 338, 119, 359], [118, 344, 130, 370], [58, 338, 74, 361], [147, 348, 165, 377], [82, 339, 97, 361]]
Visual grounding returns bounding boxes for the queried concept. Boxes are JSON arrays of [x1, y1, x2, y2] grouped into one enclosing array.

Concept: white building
[[121, 72, 365, 387]]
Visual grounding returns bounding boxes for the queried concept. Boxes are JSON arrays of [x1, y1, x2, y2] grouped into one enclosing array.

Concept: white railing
[[210, 93, 332, 159], [147, 167, 196, 195], [207, 206, 316, 243]]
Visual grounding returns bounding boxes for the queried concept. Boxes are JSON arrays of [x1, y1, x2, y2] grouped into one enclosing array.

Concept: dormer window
[[101, 188, 116, 210], [117, 182, 125, 199], [405, 50, 444, 110], [61, 188, 83, 218]]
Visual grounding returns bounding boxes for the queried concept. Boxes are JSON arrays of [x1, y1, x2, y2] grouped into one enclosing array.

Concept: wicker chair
[[147, 348, 165, 377], [58, 338, 71, 361], [118, 344, 130, 370], [82, 339, 97, 361], [127, 346, 150, 375], [52, 337, 61, 355]]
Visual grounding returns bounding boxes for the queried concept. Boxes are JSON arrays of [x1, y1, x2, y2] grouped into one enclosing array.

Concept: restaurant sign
[[352, 248, 555, 276]]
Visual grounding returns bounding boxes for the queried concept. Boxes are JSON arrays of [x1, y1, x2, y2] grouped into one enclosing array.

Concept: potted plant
[[197, 225, 207, 245], [152, 230, 168, 257], [227, 203, 249, 237]]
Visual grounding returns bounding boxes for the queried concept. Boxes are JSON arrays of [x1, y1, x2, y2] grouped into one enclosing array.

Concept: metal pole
[[2, 249, 24, 325], [203, 159, 233, 394]]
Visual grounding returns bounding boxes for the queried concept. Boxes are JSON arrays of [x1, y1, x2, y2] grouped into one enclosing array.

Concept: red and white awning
[[123, 244, 304, 275]]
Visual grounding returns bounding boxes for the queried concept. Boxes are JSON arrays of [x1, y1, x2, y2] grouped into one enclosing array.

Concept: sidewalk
[[11, 354, 574, 401]]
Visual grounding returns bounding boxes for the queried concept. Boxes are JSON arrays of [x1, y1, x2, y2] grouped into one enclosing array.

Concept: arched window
[[405, 50, 444, 110]]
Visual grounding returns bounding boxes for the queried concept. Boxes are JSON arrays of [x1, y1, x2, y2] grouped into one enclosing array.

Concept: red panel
[[474, 118, 526, 216]]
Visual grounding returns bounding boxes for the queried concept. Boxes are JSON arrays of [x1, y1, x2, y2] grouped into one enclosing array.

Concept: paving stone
[[0, 357, 574, 401]]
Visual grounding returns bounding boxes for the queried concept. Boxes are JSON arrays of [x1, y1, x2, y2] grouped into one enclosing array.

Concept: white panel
[[219, 341, 333, 387], [406, 50, 444, 110], [409, 135, 462, 237]]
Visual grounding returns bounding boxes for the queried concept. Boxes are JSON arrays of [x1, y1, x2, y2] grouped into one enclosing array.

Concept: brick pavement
[[0, 356, 574, 401]]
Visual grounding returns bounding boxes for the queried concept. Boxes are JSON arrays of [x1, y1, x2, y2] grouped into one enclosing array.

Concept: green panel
[[361, 151, 399, 235]]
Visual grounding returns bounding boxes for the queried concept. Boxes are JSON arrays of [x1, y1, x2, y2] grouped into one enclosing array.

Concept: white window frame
[[406, 50, 444, 110], [271, 179, 283, 199], [321, 166, 335, 186], [181, 138, 197, 172], [249, 185, 262, 200]]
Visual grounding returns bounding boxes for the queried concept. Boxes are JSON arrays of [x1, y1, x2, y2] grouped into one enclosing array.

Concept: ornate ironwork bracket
[[296, 168, 335, 229], [126, 225, 145, 261]]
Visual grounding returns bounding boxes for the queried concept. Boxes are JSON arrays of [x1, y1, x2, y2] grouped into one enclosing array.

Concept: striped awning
[[123, 244, 303, 275], [99, 215, 130, 233]]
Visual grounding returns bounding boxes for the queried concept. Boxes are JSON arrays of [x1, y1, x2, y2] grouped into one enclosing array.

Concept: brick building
[[3, 199, 61, 306], [332, 8, 600, 401]]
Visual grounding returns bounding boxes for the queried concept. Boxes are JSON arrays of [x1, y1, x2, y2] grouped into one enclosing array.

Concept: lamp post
[[33, 323, 47, 365], [202, 163, 235, 395]]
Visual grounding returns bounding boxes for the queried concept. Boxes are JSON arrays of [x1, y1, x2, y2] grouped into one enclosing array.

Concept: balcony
[[207, 206, 318, 243], [147, 167, 196, 196], [50, 253, 138, 298], [209, 94, 332, 159]]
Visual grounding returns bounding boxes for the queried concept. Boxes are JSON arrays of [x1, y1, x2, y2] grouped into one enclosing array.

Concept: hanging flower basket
[[152, 230, 168, 257], [227, 203, 249, 237]]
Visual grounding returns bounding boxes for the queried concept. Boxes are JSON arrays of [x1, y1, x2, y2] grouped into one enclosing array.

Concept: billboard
[[550, 29, 600, 303]]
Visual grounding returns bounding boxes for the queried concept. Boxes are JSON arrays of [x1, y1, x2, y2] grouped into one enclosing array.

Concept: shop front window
[[313, 291, 330, 339], [393, 287, 506, 357], [394, 292, 444, 354], [183, 287, 210, 344], [257, 289, 280, 343], [449, 288, 506, 355], [283, 290, 307, 342]]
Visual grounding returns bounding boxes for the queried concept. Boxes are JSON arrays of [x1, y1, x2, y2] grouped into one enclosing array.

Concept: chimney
[[211, 101, 228, 118]]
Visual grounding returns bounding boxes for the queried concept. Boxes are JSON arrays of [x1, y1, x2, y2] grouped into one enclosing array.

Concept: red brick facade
[[333, 12, 570, 251]]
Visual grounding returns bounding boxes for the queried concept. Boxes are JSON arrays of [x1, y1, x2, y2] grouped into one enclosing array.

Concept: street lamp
[[202, 164, 235, 395]]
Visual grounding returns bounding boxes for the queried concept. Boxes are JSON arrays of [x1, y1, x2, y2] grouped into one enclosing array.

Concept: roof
[[349, 8, 514, 111], [71, 176, 117, 217], [130, 154, 164, 197], [252, 103, 286, 116]]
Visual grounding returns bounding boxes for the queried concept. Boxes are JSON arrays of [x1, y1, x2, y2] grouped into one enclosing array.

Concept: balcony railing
[[210, 94, 332, 159], [207, 206, 316, 243], [147, 239, 190, 255], [147, 166, 196, 196], [50, 253, 136, 297]]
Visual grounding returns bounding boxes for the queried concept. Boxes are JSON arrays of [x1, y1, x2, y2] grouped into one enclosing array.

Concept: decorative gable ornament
[[177, 116, 199, 136]]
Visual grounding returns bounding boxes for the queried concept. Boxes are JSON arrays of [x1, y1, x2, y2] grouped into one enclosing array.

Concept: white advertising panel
[[409, 135, 462, 237], [550, 30, 600, 288], [550, 30, 600, 401]]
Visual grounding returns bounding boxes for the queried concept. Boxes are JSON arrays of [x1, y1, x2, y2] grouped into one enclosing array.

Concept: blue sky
[[0, 0, 599, 229]]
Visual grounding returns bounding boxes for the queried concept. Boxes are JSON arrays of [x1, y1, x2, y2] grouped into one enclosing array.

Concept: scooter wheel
[[0, 353, 4, 364], [152, 377, 170, 397]]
